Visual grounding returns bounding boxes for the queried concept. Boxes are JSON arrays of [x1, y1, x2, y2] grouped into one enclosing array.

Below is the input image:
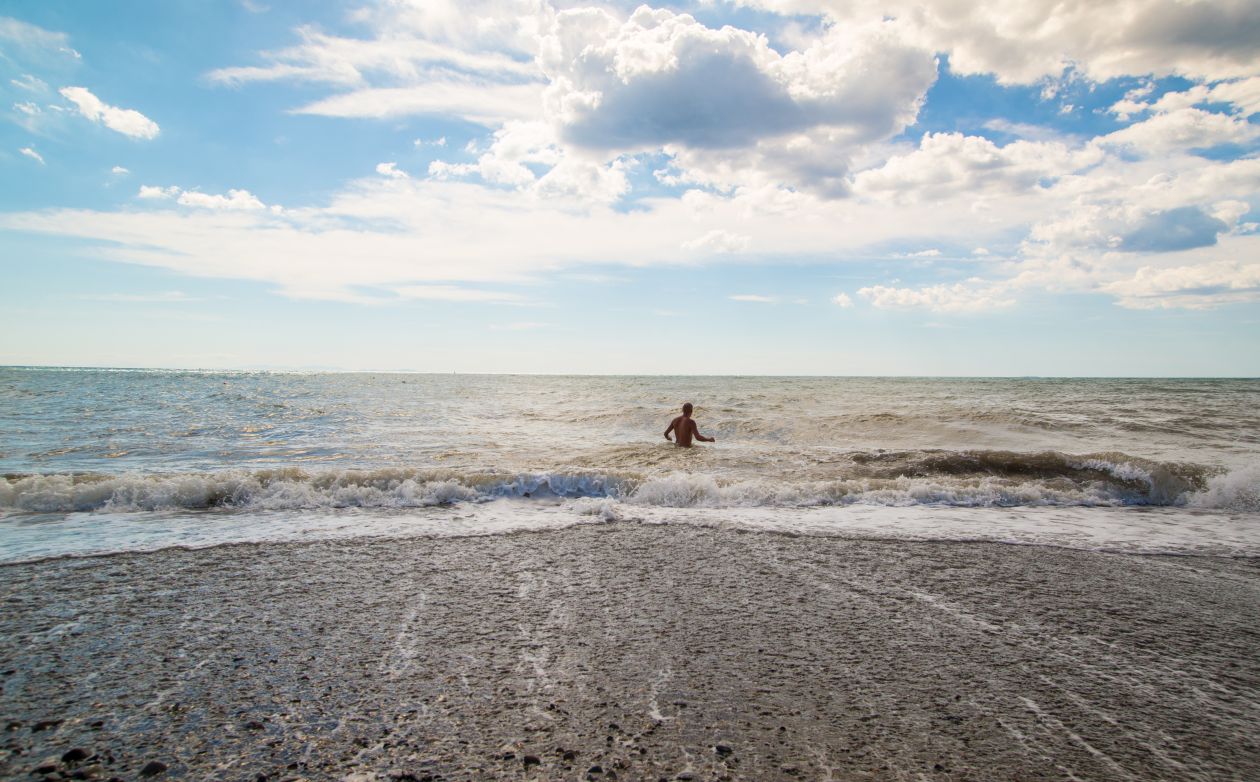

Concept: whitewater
[[2, 368, 1257, 561]]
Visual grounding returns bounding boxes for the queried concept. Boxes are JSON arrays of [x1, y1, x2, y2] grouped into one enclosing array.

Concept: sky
[[1, 0, 1258, 375]]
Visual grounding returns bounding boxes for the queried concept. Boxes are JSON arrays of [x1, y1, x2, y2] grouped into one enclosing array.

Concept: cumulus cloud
[[741, 1, 1260, 83], [858, 282, 1016, 312], [8, 2, 1260, 317], [137, 185, 267, 210], [137, 185, 180, 199], [111, 166, 129, 175], [19, 146, 44, 164], [833, 292, 853, 307], [853, 132, 1101, 203], [177, 189, 266, 211], [1103, 261, 1260, 309], [730, 294, 776, 303], [538, 6, 935, 195], [375, 162, 408, 179], [59, 87, 159, 139], [1119, 207, 1230, 253], [1101, 107, 1260, 156]]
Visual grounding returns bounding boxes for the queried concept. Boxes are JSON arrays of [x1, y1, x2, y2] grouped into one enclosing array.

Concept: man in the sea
[[664, 402, 716, 447]]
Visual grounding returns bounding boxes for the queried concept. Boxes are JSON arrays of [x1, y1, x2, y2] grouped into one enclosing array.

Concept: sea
[[2, 368, 1258, 563]]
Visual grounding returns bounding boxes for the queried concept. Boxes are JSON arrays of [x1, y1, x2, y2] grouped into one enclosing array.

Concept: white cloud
[[906, 249, 941, 258], [208, 2, 547, 126], [858, 282, 1016, 312], [375, 162, 408, 179], [740, 1, 1260, 84], [730, 294, 777, 303], [683, 229, 751, 254], [1111, 77, 1260, 121], [19, 146, 44, 164], [13, 101, 40, 116], [292, 82, 541, 124], [853, 132, 1101, 203], [111, 166, 129, 175], [59, 87, 159, 140], [137, 185, 180, 199], [833, 292, 853, 307], [539, 7, 936, 196], [1103, 260, 1260, 309], [177, 189, 266, 211], [414, 136, 447, 147], [137, 185, 267, 211], [10, 74, 49, 92], [1101, 107, 1260, 156]]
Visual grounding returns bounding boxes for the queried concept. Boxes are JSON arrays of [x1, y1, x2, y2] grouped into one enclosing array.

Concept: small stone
[[522, 755, 540, 768], [501, 752, 515, 760], [245, 720, 265, 731], [676, 774, 696, 781], [33, 764, 57, 774], [62, 749, 90, 764], [32, 720, 62, 732], [70, 767, 101, 780], [562, 751, 577, 762], [587, 765, 603, 774], [139, 761, 168, 777], [934, 763, 945, 772], [714, 745, 733, 757]]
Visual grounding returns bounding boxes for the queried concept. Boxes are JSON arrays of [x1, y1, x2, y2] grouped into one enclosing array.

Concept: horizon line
[[2, 364, 1257, 380]]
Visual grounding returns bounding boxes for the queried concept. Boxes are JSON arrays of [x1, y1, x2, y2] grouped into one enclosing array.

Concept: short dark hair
[[682, 402, 693, 414]]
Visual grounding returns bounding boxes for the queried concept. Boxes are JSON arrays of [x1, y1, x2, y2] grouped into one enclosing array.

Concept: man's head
[[682, 402, 693, 415]]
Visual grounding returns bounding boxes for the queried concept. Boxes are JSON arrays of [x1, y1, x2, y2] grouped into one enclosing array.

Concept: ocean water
[[1, 368, 1257, 562]]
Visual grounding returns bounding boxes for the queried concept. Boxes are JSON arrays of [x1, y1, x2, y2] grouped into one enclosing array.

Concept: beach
[[3, 522, 1258, 781]]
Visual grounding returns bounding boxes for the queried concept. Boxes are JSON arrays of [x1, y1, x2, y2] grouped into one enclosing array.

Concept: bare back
[[669, 415, 699, 447]]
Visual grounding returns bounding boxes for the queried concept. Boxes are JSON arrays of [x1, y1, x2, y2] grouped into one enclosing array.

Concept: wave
[[1, 450, 1252, 513]]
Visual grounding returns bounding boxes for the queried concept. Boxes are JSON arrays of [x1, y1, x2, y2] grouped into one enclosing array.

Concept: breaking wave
[[1, 450, 1250, 514]]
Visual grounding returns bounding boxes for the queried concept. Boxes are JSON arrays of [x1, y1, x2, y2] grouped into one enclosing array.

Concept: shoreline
[[2, 522, 1258, 780]]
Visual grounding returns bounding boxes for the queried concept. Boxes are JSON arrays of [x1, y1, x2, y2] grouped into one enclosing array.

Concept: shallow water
[[2, 368, 1257, 561]]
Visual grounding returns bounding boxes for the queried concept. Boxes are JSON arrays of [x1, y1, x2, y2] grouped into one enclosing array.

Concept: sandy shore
[[1, 522, 1258, 782]]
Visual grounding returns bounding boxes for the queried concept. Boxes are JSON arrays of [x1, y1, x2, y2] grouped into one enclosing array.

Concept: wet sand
[[1, 522, 1258, 781]]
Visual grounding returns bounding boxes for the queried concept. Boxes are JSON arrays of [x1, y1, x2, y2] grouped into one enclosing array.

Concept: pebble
[[714, 744, 733, 757], [522, 755, 541, 767], [139, 761, 168, 777], [62, 748, 90, 763]]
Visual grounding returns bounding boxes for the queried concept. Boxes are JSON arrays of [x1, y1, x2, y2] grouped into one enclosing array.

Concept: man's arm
[[690, 420, 715, 443], [664, 417, 676, 441]]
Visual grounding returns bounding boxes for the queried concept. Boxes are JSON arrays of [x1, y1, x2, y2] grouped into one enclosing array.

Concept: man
[[664, 402, 716, 447]]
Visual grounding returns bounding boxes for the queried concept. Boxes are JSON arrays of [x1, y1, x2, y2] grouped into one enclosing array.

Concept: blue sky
[[2, 1, 1258, 374]]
